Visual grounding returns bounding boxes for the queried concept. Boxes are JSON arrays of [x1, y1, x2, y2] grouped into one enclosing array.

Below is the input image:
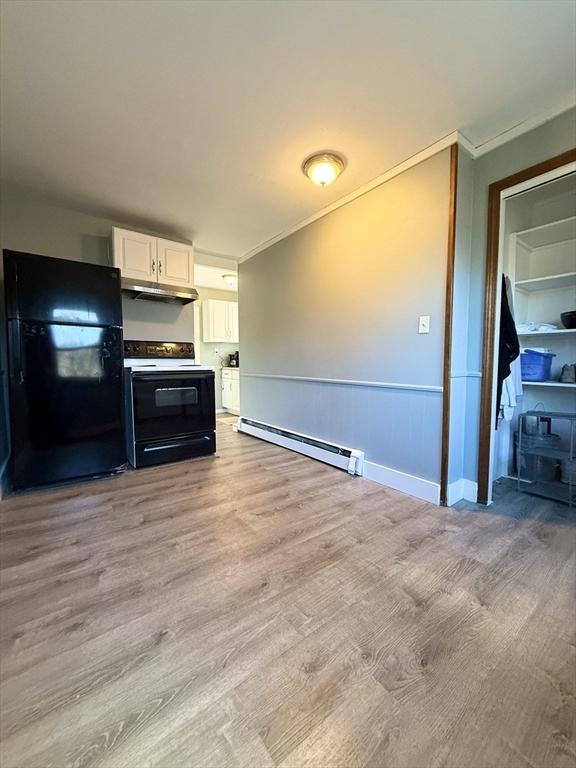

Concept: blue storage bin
[[520, 349, 555, 382]]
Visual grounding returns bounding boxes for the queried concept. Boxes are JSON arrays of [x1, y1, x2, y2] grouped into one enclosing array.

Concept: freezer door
[[7, 321, 126, 490], [3, 250, 123, 327]]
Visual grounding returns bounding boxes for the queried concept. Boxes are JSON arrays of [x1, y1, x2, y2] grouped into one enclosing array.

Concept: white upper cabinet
[[112, 228, 157, 282], [202, 300, 239, 343], [112, 228, 194, 288], [156, 238, 194, 288], [203, 299, 228, 342], [226, 301, 239, 343]]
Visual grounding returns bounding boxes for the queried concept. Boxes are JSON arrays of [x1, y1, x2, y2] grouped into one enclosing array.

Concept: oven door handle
[[133, 374, 211, 383], [143, 436, 211, 452]]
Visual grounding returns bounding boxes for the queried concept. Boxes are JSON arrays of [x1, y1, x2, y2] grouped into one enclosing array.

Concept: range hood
[[121, 278, 199, 305]]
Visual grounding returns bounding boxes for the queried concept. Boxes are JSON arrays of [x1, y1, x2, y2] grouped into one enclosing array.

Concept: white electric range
[[123, 340, 216, 468]]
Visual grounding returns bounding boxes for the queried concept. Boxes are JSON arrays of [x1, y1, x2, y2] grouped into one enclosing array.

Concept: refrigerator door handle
[[9, 322, 25, 385]]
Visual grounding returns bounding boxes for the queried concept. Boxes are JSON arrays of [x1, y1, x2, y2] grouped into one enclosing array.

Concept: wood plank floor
[[1, 416, 575, 768]]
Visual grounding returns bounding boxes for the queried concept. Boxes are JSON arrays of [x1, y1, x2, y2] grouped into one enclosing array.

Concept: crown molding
[[455, 131, 476, 157], [239, 101, 575, 263], [240, 130, 463, 263], [471, 100, 576, 157]]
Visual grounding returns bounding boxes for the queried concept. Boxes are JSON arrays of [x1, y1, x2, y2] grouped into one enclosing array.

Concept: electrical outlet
[[418, 315, 430, 334]]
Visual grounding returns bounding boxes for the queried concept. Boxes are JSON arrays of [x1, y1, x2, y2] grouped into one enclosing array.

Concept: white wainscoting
[[239, 372, 444, 505]]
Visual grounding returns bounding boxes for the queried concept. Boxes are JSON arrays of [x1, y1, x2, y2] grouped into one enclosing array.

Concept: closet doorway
[[478, 150, 576, 505]]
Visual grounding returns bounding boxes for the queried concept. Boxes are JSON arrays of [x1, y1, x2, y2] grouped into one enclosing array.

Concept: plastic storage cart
[[517, 410, 576, 507]]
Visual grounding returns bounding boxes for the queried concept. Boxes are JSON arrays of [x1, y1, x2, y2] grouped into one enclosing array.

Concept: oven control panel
[[123, 340, 195, 359]]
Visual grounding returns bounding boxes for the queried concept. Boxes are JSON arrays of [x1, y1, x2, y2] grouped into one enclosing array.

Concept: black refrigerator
[[4, 250, 126, 491]]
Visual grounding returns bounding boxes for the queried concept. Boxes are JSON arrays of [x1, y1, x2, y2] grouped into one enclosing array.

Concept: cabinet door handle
[[158, 260, 162, 276], [151, 259, 156, 273]]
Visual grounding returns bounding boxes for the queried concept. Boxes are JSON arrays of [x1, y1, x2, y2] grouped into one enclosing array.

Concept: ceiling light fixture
[[302, 152, 345, 187], [222, 273, 238, 287]]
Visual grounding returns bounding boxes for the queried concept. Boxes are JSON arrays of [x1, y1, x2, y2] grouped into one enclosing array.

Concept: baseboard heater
[[235, 417, 364, 475]]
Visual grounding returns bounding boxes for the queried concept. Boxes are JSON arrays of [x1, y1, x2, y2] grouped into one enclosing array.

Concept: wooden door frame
[[476, 148, 576, 505], [440, 143, 459, 506]]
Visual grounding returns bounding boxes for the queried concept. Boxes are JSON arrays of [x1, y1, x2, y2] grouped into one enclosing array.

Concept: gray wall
[[194, 286, 239, 410], [239, 149, 451, 483], [0, 181, 197, 483], [462, 107, 576, 482], [448, 146, 475, 487]]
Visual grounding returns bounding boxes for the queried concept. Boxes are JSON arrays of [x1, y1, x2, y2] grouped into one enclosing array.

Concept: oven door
[[131, 371, 215, 442]]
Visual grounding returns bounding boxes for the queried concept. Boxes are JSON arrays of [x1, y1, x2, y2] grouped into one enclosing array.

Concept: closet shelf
[[522, 445, 571, 460], [516, 215, 576, 250], [520, 480, 576, 504], [522, 381, 576, 389], [518, 329, 576, 336], [514, 272, 576, 292]]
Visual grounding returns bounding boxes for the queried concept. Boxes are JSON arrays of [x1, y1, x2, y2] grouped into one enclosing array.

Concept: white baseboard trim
[[462, 479, 478, 503], [216, 408, 226, 414], [447, 478, 478, 506], [363, 460, 440, 505]]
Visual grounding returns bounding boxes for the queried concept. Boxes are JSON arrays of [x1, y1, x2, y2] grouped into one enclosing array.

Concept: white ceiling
[[195, 264, 238, 292], [1, 0, 574, 259]]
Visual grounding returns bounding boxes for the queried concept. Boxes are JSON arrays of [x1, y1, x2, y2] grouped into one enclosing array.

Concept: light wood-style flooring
[[1, 416, 575, 768]]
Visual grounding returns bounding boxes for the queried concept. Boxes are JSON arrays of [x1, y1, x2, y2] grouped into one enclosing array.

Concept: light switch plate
[[418, 315, 430, 334]]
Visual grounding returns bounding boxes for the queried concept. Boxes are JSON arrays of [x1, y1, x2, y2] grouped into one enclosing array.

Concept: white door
[[157, 238, 194, 287], [112, 227, 157, 281], [226, 302, 239, 343]]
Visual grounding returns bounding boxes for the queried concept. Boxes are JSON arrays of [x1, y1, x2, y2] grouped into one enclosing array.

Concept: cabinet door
[[157, 238, 194, 287], [226, 302, 239, 343], [202, 300, 229, 343], [112, 228, 157, 281], [221, 375, 231, 408], [231, 378, 240, 412]]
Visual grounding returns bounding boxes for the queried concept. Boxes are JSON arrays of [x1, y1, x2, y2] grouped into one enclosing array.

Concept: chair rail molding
[[240, 372, 443, 394]]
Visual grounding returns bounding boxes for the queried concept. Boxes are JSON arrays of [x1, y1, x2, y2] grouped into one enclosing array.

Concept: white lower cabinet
[[222, 368, 240, 413], [230, 377, 240, 412]]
